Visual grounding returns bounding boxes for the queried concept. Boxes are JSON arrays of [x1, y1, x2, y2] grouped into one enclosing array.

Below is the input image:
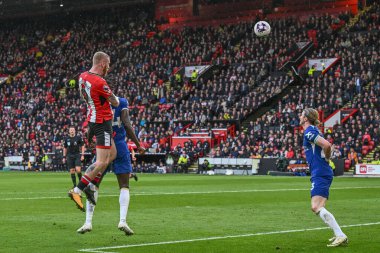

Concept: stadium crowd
[[0, 2, 379, 171], [0, 7, 312, 160]]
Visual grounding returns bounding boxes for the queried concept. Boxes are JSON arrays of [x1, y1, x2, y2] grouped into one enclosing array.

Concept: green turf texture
[[0, 172, 379, 253]]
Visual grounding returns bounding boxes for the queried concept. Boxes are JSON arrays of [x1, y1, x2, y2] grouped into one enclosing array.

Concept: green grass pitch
[[0, 172, 379, 253]]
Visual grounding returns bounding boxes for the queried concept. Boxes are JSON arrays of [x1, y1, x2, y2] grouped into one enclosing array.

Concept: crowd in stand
[[0, 6, 315, 161], [0, 2, 379, 172], [0, 8, 153, 161], [0, 20, 41, 76], [151, 16, 322, 125]]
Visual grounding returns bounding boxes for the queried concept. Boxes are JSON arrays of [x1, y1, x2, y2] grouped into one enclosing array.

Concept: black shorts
[[67, 154, 81, 169], [88, 120, 112, 149]]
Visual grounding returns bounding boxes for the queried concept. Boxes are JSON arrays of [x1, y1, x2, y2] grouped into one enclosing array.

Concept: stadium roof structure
[[0, 0, 152, 19]]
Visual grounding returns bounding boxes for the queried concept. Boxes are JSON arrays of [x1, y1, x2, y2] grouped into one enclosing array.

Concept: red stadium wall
[[155, 0, 192, 20], [156, 0, 358, 30]]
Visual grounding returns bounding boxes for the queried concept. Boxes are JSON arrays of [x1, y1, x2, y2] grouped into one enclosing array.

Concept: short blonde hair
[[303, 108, 320, 125], [92, 51, 109, 65]]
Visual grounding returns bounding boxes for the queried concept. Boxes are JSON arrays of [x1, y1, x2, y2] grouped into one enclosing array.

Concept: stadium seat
[[344, 160, 351, 171], [369, 141, 375, 150], [362, 146, 369, 156]]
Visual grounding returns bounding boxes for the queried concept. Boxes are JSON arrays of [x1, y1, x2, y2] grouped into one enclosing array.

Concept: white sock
[[73, 186, 82, 194], [85, 184, 99, 225], [119, 188, 130, 223], [318, 207, 345, 237]]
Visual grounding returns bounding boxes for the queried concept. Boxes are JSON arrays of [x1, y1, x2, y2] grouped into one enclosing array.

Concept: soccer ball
[[254, 21, 271, 37]]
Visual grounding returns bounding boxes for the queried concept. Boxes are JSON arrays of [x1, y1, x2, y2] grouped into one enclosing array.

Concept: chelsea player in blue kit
[[77, 97, 145, 235], [300, 108, 348, 247]]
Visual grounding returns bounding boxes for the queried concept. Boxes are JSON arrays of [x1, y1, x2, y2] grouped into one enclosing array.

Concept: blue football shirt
[[303, 125, 333, 178], [112, 98, 129, 142]]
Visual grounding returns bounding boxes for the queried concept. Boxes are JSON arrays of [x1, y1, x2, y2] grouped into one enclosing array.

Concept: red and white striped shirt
[[79, 71, 113, 123]]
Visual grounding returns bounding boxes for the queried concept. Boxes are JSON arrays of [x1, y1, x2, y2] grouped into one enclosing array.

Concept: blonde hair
[[303, 108, 320, 126], [92, 51, 109, 65]]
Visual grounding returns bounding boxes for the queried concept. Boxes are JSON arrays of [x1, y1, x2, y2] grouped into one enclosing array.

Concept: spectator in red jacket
[[285, 147, 295, 159], [363, 131, 371, 145]]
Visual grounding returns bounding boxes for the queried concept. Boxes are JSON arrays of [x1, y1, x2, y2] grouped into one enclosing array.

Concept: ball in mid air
[[254, 21, 271, 37]]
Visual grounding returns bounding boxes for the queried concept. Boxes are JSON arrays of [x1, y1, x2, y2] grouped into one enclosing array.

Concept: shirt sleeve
[[304, 129, 320, 144], [63, 139, 68, 148], [94, 80, 112, 99], [120, 98, 129, 110]]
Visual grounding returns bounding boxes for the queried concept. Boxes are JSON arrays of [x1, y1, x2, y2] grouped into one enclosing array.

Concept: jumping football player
[[68, 51, 119, 211], [77, 96, 144, 235]]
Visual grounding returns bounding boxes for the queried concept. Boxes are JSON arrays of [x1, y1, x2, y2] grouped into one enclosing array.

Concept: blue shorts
[[112, 140, 132, 175], [310, 176, 333, 199]]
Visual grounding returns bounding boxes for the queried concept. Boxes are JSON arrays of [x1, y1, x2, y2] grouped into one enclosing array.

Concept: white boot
[[118, 222, 134, 236], [77, 223, 92, 234]]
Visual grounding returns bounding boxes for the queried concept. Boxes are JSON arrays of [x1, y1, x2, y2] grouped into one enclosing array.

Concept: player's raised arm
[[107, 93, 120, 107], [120, 109, 145, 154]]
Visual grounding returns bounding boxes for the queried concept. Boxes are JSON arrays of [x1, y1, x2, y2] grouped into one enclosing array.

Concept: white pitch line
[[79, 221, 380, 253], [0, 186, 379, 201]]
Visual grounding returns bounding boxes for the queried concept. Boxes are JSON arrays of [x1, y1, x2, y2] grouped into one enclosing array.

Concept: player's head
[[92, 51, 110, 76], [300, 108, 320, 127], [69, 126, 76, 136]]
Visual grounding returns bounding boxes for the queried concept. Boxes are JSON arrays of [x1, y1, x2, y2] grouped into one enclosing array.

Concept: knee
[[311, 205, 320, 214]]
